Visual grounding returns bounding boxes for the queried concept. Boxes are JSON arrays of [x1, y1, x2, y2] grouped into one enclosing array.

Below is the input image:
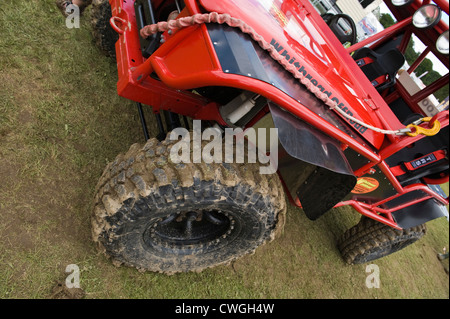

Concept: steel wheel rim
[[143, 210, 236, 249]]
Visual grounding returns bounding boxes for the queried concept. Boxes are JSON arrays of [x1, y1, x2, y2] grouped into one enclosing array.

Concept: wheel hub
[[144, 210, 235, 248]]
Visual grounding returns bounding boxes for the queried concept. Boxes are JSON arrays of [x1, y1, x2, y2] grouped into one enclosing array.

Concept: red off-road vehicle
[[90, 0, 449, 273]]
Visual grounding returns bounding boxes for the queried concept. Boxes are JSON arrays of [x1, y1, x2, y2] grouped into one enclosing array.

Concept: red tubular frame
[[346, 17, 413, 54], [109, 0, 449, 229], [337, 182, 449, 230]]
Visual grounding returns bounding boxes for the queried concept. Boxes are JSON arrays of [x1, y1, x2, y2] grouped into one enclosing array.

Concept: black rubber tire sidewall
[[102, 186, 275, 273], [338, 217, 426, 264], [93, 136, 286, 273], [90, 0, 118, 58]]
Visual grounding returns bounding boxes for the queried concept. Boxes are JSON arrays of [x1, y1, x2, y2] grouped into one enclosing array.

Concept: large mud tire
[[338, 217, 426, 264], [92, 134, 286, 273], [90, 0, 118, 58]]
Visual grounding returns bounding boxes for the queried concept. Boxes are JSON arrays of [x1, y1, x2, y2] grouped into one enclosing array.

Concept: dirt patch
[[0, 157, 87, 246], [50, 282, 86, 299]]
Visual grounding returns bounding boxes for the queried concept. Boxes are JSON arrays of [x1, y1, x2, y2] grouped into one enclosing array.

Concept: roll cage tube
[[337, 0, 449, 228], [347, 1, 449, 116]]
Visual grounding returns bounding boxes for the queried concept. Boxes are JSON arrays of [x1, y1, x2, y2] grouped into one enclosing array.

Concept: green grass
[[0, 0, 448, 299]]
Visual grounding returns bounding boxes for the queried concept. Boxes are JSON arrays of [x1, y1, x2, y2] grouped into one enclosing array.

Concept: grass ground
[[0, 0, 448, 299]]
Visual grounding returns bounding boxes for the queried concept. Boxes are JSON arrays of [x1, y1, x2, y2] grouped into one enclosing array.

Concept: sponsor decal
[[351, 177, 379, 194]]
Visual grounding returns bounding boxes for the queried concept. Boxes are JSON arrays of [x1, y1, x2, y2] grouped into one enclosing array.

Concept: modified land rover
[[89, 0, 449, 273]]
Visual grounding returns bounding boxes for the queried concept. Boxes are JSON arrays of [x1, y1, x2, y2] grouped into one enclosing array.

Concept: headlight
[[391, 0, 414, 6], [436, 30, 449, 55], [412, 4, 442, 29]]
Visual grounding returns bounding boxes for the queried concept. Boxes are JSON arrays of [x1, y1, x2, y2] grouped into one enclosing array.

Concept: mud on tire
[[338, 216, 426, 264], [90, 0, 118, 58], [92, 134, 286, 273]]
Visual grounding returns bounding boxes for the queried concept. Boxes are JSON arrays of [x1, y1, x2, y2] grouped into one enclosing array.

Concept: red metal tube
[[347, 17, 413, 54]]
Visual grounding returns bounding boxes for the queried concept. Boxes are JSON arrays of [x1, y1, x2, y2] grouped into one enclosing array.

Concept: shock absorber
[[220, 92, 261, 126]]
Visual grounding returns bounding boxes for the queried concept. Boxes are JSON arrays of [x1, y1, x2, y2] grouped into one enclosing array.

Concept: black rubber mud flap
[[269, 103, 357, 220], [392, 198, 448, 229], [296, 167, 356, 220], [389, 184, 449, 229]]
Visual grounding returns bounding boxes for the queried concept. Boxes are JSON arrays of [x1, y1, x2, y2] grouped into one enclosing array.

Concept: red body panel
[[111, 0, 219, 120]]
